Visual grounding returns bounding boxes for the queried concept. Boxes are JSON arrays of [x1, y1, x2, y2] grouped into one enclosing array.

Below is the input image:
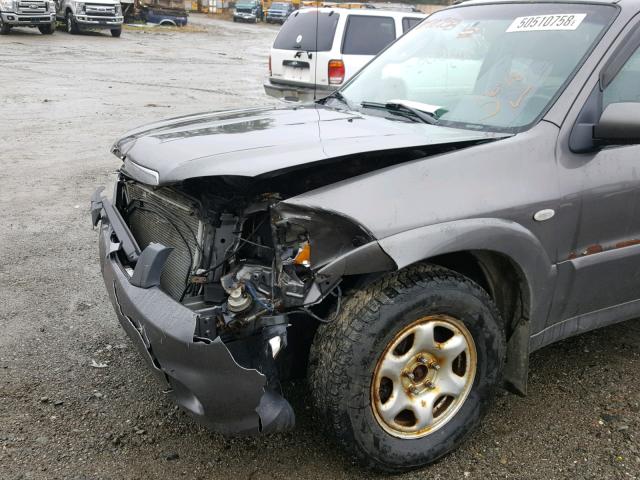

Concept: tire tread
[[308, 263, 504, 470]]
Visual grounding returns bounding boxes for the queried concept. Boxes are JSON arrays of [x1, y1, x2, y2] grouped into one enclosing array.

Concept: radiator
[[123, 183, 203, 301]]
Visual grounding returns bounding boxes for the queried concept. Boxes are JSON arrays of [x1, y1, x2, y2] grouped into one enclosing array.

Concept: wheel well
[[335, 250, 530, 339], [291, 250, 530, 385], [426, 251, 530, 340], [159, 20, 176, 26]]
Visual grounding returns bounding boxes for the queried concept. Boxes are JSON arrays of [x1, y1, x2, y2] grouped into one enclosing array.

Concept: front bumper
[[1, 12, 55, 25], [234, 12, 256, 21], [92, 188, 294, 435], [266, 14, 285, 23], [75, 14, 123, 29], [264, 78, 337, 102]]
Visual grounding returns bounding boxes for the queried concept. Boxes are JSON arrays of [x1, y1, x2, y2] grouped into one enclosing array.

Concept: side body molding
[[378, 218, 557, 394]]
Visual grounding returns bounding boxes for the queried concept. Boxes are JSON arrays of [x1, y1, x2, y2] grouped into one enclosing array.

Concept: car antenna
[[313, 3, 319, 102]]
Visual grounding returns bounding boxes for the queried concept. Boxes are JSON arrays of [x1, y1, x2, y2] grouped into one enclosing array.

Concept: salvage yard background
[[1, 15, 640, 480]]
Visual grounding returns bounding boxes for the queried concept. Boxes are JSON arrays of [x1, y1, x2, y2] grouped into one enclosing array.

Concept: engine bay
[[114, 174, 372, 349]]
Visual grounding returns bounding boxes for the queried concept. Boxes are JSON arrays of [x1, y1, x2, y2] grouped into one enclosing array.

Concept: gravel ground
[[1, 14, 639, 480]]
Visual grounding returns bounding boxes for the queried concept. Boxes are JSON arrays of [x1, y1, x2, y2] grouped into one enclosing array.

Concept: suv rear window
[[273, 11, 340, 51], [402, 17, 422, 33], [342, 15, 396, 55]]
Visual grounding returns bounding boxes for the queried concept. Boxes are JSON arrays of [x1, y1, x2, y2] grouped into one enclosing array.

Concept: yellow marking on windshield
[[510, 86, 532, 108], [479, 70, 534, 119], [479, 98, 501, 121]]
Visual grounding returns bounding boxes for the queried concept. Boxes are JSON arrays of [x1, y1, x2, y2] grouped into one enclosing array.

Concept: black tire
[[66, 11, 78, 34], [0, 19, 11, 35], [110, 28, 121, 37], [308, 264, 506, 472], [38, 23, 55, 34], [233, 17, 237, 22]]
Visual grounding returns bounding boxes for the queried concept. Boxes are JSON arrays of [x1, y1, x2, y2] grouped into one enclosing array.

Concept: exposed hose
[[245, 280, 275, 312], [295, 285, 342, 324]]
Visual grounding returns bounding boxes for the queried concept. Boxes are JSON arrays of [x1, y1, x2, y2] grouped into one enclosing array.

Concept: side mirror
[[593, 102, 640, 146]]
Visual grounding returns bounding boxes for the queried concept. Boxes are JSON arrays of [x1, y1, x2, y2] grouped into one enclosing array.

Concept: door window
[[603, 46, 640, 108], [342, 15, 396, 55], [402, 17, 422, 33]]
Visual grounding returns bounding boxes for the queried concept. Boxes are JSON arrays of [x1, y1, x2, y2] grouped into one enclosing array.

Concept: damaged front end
[[91, 173, 395, 434]]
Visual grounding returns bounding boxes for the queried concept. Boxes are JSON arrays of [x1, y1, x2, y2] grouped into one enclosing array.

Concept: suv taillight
[[328, 60, 345, 85], [268, 55, 272, 76]]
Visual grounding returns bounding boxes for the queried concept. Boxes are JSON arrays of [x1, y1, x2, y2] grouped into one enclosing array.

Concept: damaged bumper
[[93, 189, 294, 435]]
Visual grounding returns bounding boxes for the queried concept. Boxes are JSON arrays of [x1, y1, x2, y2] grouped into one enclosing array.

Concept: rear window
[[273, 11, 340, 52], [342, 15, 396, 55], [402, 16, 422, 33]]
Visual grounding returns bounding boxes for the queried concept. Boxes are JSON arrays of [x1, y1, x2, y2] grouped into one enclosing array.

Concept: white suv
[[264, 7, 425, 102]]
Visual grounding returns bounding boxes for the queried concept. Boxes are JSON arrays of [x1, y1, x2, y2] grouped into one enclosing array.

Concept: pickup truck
[[92, 0, 640, 472], [0, 0, 56, 34], [56, 0, 123, 37], [233, 0, 262, 23]]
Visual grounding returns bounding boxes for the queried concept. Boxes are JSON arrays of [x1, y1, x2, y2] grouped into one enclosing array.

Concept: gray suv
[[91, 0, 640, 471]]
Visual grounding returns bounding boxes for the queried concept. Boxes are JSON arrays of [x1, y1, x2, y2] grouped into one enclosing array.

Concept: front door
[[553, 25, 640, 324]]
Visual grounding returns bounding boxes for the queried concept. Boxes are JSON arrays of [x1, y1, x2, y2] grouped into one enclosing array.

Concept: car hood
[[114, 105, 508, 185]]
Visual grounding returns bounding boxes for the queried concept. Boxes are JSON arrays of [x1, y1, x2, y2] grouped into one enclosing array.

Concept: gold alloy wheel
[[371, 315, 477, 439]]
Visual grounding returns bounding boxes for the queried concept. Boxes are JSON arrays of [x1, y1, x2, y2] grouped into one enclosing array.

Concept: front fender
[[378, 218, 556, 395], [378, 218, 556, 333]]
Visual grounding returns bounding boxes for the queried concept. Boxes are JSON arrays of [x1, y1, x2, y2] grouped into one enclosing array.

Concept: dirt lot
[[1, 14, 639, 480]]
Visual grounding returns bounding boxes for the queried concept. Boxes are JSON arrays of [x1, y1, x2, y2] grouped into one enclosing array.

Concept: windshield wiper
[[325, 91, 354, 110], [361, 100, 440, 125]]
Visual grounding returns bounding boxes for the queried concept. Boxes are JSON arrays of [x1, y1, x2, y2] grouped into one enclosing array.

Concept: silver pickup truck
[[0, 0, 56, 34], [56, 0, 123, 37]]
